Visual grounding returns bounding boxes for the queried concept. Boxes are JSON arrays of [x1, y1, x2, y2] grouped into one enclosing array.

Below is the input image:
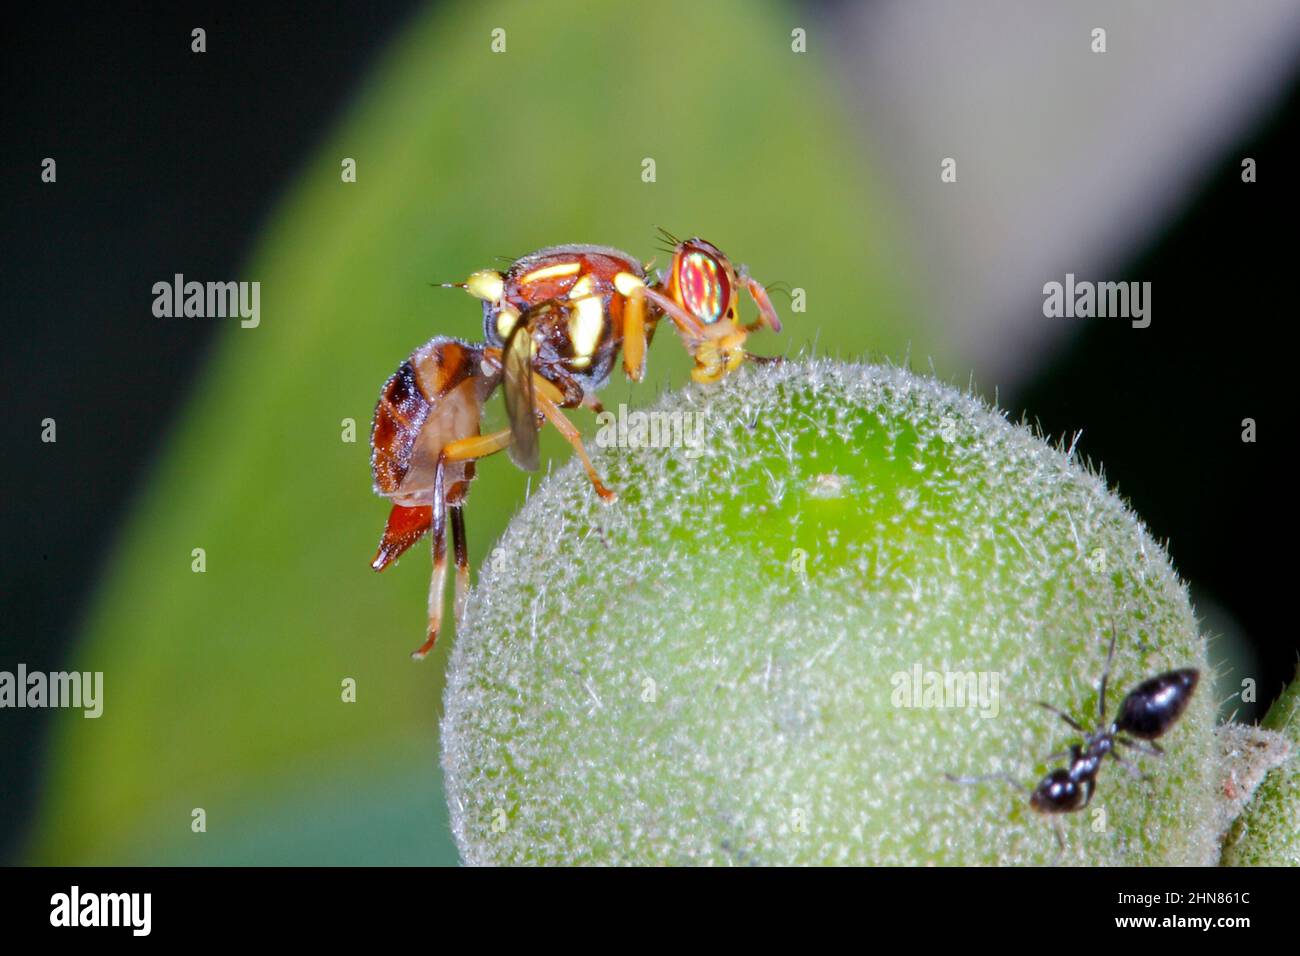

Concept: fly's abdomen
[[371, 359, 430, 495], [370, 338, 482, 496]]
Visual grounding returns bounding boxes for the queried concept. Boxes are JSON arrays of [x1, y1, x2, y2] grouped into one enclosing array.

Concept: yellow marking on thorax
[[521, 261, 582, 284], [496, 305, 521, 341], [613, 271, 645, 296], [567, 275, 604, 368]]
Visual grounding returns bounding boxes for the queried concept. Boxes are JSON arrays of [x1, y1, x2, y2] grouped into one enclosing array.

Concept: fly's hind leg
[[411, 461, 449, 662], [409, 429, 512, 661], [449, 497, 470, 624]]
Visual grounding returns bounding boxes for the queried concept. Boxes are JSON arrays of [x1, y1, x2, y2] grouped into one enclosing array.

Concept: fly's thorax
[[469, 245, 646, 394]]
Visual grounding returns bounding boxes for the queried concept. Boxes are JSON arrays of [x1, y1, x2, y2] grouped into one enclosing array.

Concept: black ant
[[946, 629, 1199, 850]]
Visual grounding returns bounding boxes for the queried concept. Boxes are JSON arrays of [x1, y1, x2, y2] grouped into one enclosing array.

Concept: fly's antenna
[[653, 225, 682, 256]]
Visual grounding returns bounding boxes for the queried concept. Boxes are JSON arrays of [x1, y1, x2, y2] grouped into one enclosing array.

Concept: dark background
[[1, 2, 1292, 863], [0, 1, 423, 864]]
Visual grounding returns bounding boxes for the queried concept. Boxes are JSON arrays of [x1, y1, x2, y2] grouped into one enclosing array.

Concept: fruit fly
[[371, 246, 650, 658], [945, 629, 1199, 850], [372, 237, 784, 659]]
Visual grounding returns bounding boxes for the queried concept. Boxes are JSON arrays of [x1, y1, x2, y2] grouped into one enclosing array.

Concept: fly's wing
[[502, 318, 540, 471]]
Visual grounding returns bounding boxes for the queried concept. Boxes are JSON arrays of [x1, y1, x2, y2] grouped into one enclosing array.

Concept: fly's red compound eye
[[678, 250, 729, 324]]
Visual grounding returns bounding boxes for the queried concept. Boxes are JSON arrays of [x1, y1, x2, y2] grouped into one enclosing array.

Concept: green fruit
[[442, 360, 1217, 865]]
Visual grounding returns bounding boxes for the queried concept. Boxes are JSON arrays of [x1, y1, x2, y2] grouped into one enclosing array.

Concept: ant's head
[[1030, 769, 1085, 814]]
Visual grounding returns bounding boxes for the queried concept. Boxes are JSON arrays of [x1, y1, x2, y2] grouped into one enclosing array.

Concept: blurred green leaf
[[29, 0, 929, 864]]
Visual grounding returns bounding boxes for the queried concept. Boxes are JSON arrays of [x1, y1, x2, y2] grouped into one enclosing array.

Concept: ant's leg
[[581, 392, 605, 415], [621, 289, 649, 383], [944, 772, 1029, 794], [1051, 820, 1067, 861], [744, 351, 784, 366], [533, 389, 617, 503], [1117, 736, 1164, 757], [1036, 701, 1086, 733], [737, 265, 783, 333], [1099, 623, 1119, 723], [1110, 749, 1153, 782]]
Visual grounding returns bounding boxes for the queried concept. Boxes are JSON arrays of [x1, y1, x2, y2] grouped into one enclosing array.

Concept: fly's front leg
[[641, 286, 708, 345], [621, 282, 650, 383], [737, 265, 783, 333]]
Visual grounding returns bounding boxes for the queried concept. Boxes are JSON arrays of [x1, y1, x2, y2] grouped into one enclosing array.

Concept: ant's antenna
[[944, 772, 1028, 794], [1099, 621, 1119, 724]]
